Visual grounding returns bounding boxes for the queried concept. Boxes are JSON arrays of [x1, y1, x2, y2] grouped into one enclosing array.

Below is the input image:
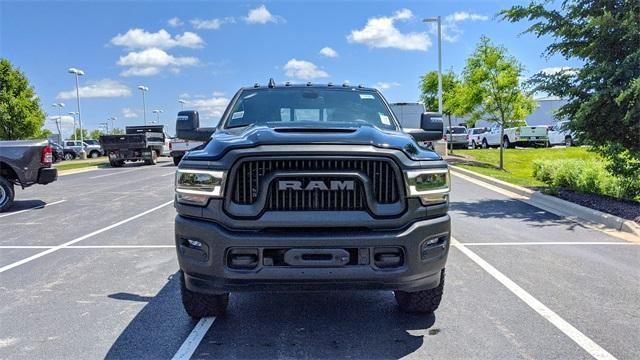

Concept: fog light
[[420, 233, 448, 261]]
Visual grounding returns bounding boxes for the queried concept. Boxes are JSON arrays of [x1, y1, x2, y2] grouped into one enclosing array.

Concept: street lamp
[[51, 103, 65, 143], [99, 122, 109, 134], [152, 109, 164, 124], [138, 85, 149, 125], [68, 67, 86, 159], [68, 112, 79, 142], [178, 99, 187, 110], [108, 117, 117, 134], [423, 16, 448, 152]]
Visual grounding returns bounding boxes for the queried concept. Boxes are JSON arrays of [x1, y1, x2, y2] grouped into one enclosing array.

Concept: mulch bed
[[552, 189, 640, 225]]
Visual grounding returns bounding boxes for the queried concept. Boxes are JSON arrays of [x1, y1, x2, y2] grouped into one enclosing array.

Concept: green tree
[[419, 70, 460, 116], [0, 58, 46, 140], [455, 36, 536, 169], [71, 128, 89, 141], [501, 0, 640, 200], [89, 129, 103, 140], [111, 128, 125, 135]]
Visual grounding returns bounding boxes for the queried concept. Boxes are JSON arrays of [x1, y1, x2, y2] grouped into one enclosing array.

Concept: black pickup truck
[[0, 140, 58, 212], [100, 125, 165, 167], [173, 82, 449, 317]]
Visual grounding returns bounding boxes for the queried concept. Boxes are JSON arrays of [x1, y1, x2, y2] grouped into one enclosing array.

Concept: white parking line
[[454, 241, 637, 246], [89, 168, 143, 179], [0, 200, 66, 218], [161, 172, 176, 177], [0, 200, 174, 274], [171, 317, 216, 360], [452, 237, 617, 360]]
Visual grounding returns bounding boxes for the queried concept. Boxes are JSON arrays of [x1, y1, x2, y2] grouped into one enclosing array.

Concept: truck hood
[[184, 125, 441, 161]]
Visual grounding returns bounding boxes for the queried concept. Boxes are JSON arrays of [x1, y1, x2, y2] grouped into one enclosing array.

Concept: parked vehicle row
[[466, 121, 575, 149]]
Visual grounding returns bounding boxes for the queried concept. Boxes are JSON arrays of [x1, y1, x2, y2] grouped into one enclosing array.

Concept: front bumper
[[175, 214, 450, 294]]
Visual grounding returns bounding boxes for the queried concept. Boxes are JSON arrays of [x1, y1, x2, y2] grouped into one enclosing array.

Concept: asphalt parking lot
[[0, 158, 638, 359]]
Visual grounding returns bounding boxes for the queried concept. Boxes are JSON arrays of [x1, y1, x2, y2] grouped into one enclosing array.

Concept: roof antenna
[[268, 78, 276, 88], [253, 82, 260, 88]]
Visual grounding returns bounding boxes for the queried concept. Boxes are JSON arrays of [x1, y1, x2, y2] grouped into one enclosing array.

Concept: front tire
[[565, 136, 573, 147], [502, 137, 511, 149], [395, 270, 445, 314], [180, 271, 229, 318], [89, 151, 99, 159], [481, 139, 488, 149], [172, 156, 182, 166], [0, 177, 15, 213], [64, 153, 75, 161]]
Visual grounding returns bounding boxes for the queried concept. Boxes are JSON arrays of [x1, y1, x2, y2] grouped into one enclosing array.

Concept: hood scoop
[[273, 127, 357, 134]]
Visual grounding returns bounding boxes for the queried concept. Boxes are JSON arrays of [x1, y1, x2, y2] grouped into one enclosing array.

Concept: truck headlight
[[175, 169, 225, 206], [404, 168, 450, 205]]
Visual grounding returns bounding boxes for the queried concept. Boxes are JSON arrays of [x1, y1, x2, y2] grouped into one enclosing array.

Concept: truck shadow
[[451, 198, 586, 231], [106, 272, 435, 359], [3, 199, 47, 212]]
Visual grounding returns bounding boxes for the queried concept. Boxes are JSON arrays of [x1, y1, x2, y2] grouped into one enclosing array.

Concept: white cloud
[[540, 66, 577, 76], [445, 11, 489, 22], [117, 48, 198, 77], [434, 12, 490, 43], [191, 17, 235, 30], [47, 115, 75, 125], [180, 93, 230, 120], [374, 81, 401, 90], [243, 5, 283, 24], [57, 79, 132, 99], [319, 47, 339, 58], [110, 29, 204, 49], [347, 9, 430, 51], [167, 17, 183, 27], [284, 59, 329, 80], [122, 108, 138, 118]]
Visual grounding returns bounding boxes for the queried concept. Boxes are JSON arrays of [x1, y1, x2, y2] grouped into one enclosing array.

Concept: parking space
[[0, 160, 638, 359]]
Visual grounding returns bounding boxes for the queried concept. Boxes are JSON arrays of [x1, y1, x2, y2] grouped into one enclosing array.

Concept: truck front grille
[[229, 158, 401, 211]]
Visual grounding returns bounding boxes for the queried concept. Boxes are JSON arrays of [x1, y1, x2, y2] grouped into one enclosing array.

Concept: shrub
[[532, 159, 638, 202]]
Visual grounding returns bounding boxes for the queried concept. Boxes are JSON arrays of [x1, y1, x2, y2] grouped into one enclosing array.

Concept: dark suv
[[174, 82, 450, 317]]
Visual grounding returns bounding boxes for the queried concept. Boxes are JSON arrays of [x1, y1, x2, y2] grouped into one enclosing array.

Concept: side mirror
[[405, 112, 444, 142], [175, 110, 215, 141]]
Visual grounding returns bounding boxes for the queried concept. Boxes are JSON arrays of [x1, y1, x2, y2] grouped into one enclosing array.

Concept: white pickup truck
[[168, 139, 204, 166], [479, 125, 549, 148], [548, 120, 575, 147]]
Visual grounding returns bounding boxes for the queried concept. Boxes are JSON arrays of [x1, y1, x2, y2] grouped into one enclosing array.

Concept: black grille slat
[[229, 158, 400, 211]]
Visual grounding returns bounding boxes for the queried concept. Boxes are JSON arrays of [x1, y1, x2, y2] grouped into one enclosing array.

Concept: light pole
[[68, 112, 79, 142], [51, 103, 65, 143], [99, 122, 109, 134], [108, 117, 117, 134], [68, 67, 86, 159], [152, 109, 164, 124], [138, 85, 149, 125], [178, 99, 186, 110], [423, 16, 447, 152]]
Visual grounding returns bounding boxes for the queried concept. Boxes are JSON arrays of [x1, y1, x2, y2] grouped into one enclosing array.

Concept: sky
[[1, 0, 580, 138]]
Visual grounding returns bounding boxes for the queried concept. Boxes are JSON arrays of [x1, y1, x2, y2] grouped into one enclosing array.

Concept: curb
[[450, 165, 640, 239]]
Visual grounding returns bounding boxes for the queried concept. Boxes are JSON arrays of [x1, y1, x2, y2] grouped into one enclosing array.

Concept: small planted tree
[[455, 36, 535, 169], [420, 70, 461, 152], [89, 129, 103, 140], [0, 59, 47, 140]]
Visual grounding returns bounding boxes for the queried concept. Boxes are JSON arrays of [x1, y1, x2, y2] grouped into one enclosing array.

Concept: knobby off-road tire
[[394, 270, 445, 314], [110, 160, 124, 168], [180, 271, 229, 318], [0, 176, 15, 212]]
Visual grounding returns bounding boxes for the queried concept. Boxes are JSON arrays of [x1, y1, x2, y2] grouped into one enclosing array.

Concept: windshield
[[447, 127, 467, 134], [223, 88, 397, 130]]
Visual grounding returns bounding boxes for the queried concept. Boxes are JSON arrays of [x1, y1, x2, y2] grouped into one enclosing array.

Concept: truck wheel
[[110, 160, 123, 168], [64, 153, 74, 161], [565, 136, 573, 147], [502, 137, 511, 149], [0, 177, 15, 213], [394, 270, 445, 314], [471, 140, 477, 149], [172, 156, 182, 166], [144, 150, 157, 165], [481, 139, 488, 149], [180, 271, 228, 318], [90, 151, 99, 158]]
